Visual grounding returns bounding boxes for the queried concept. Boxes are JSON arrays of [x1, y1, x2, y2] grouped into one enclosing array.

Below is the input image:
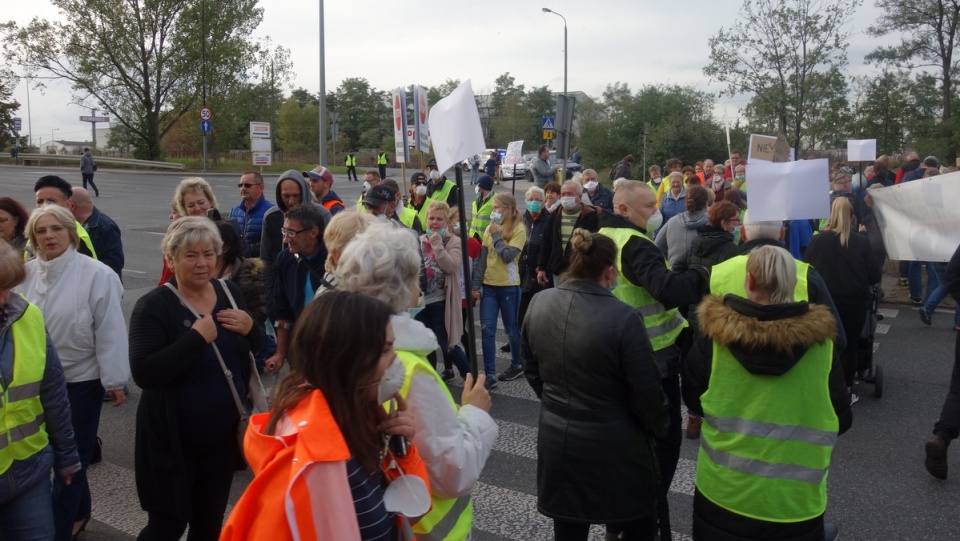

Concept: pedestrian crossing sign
[[542, 117, 555, 130]]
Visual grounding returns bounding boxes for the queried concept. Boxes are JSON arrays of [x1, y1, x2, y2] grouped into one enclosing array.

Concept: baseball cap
[[362, 184, 397, 206], [302, 166, 334, 183], [411, 172, 427, 183]]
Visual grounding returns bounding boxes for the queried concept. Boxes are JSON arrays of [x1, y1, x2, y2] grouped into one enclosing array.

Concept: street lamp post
[[318, 0, 327, 166], [642, 129, 650, 181], [542, 7, 568, 179], [50, 129, 59, 154]]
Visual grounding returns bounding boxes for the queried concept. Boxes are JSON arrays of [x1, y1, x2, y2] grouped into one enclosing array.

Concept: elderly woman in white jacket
[[17, 204, 129, 540], [334, 221, 498, 540]]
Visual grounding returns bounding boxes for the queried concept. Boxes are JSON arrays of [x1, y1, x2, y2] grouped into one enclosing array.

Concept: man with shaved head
[[598, 180, 709, 540], [70, 187, 124, 278]]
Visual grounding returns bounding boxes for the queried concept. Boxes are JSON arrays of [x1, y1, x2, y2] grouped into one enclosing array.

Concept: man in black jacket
[[925, 243, 960, 479], [265, 204, 327, 374], [536, 180, 601, 286]]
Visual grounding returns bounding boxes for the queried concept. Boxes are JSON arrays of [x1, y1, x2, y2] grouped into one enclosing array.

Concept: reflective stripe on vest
[[345, 155, 356, 166], [696, 339, 837, 522], [598, 227, 687, 350], [0, 304, 49, 474], [395, 351, 473, 540], [321, 198, 344, 213], [470, 197, 494, 239], [710, 254, 809, 301], [377, 153, 388, 165]]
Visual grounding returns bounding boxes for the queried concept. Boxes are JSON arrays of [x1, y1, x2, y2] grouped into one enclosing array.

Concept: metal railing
[[16, 153, 185, 170]]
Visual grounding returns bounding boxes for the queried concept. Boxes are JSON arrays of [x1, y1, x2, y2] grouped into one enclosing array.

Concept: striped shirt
[[560, 209, 580, 248], [346, 457, 394, 540]]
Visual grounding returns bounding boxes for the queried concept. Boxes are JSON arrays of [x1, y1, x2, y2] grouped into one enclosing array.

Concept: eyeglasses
[[238, 182, 262, 189], [280, 227, 310, 238]]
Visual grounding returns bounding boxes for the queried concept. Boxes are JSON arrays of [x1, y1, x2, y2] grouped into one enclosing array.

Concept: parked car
[[523, 151, 584, 181], [501, 153, 532, 180], [461, 149, 506, 172]]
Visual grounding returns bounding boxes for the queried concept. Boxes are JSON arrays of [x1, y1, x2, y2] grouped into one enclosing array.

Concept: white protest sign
[[392, 88, 409, 163], [427, 80, 485, 173], [748, 134, 778, 162], [868, 173, 960, 262], [847, 139, 877, 162], [746, 159, 831, 221], [505, 140, 524, 165], [413, 85, 430, 153]]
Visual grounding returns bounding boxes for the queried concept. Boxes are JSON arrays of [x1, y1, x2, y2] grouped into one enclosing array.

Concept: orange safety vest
[[221, 390, 430, 541], [322, 197, 344, 213]]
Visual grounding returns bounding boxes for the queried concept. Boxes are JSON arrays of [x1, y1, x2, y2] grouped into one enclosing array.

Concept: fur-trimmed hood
[[696, 294, 837, 376]]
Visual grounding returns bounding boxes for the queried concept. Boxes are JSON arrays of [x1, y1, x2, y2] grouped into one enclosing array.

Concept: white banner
[[847, 139, 876, 162], [392, 88, 409, 164], [746, 159, 831, 221], [868, 173, 960, 262], [413, 85, 430, 153], [427, 80, 485, 173], [505, 140, 524, 165]]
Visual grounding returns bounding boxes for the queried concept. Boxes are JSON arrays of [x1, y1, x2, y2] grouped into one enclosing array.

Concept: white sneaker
[[850, 393, 860, 406]]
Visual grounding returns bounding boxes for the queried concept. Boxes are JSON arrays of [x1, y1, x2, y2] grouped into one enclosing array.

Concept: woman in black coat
[[129, 217, 263, 541], [804, 197, 881, 400], [521, 228, 668, 541]]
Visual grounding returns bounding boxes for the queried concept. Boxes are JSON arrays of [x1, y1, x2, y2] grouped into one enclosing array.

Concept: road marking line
[[122, 269, 146, 275], [875, 323, 890, 335], [877, 308, 899, 318], [145, 231, 165, 236]]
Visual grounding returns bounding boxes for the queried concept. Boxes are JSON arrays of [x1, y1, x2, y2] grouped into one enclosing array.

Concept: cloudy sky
[[7, 0, 897, 146]]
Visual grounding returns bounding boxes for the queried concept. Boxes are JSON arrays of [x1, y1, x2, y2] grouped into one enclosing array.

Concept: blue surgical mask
[[453, 224, 461, 235], [409, 296, 425, 318], [526, 200, 542, 214], [490, 211, 504, 224], [437, 228, 448, 236]]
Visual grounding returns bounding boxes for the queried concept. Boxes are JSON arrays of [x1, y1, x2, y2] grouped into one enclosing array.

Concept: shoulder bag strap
[[216, 279, 269, 412], [162, 282, 248, 418]]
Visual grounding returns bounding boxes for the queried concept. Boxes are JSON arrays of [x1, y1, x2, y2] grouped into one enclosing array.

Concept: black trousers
[[378, 164, 386, 180], [934, 331, 960, 443], [82, 173, 98, 195], [137, 433, 238, 541], [835, 302, 868, 387], [346, 165, 358, 181]]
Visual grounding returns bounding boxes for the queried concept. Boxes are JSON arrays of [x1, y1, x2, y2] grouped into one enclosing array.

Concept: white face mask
[[560, 196, 578, 210], [474, 186, 481, 196], [644, 208, 663, 232], [489, 211, 504, 224], [362, 181, 372, 192], [429, 170, 441, 181], [415, 185, 427, 197], [584, 181, 599, 192], [377, 356, 406, 404]]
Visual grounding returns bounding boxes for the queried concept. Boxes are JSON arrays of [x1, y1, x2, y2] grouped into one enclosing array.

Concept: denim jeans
[[54, 379, 104, 540], [480, 285, 521, 377], [922, 263, 946, 313], [909, 261, 924, 300], [415, 301, 471, 377], [0, 479, 55, 541]]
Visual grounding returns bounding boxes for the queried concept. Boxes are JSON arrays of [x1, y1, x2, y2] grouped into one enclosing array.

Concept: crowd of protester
[[0, 149, 958, 541]]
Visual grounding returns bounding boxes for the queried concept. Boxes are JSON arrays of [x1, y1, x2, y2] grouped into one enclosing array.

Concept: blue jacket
[[586, 183, 614, 213], [660, 187, 687, 225], [271, 246, 328, 323], [230, 195, 275, 258], [83, 207, 124, 279], [0, 295, 80, 506]]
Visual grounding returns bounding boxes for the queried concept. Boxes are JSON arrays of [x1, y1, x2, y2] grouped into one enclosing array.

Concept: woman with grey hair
[[336, 221, 499, 540], [18, 204, 129, 539], [128, 216, 264, 540]]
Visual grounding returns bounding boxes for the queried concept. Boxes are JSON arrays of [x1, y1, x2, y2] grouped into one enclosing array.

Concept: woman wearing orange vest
[[221, 290, 430, 541]]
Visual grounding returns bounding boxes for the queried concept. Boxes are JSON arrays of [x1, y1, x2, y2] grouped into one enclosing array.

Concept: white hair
[[742, 210, 783, 242], [335, 221, 420, 313], [562, 180, 583, 196], [161, 216, 223, 259], [525, 186, 545, 200]]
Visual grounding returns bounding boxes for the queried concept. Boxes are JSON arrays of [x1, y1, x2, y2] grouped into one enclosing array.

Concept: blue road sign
[[201, 120, 211, 133], [541, 117, 555, 130]]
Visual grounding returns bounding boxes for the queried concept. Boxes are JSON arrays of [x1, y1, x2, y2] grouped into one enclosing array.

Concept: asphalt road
[[1, 164, 959, 540]]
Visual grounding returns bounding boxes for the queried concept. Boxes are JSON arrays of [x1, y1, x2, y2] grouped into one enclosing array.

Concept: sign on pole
[[747, 134, 778, 163], [505, 140, 524, 164], [541, 117, 555, 130], [79, 116, 110, 123], [249, 122, 272, 166], [555, 94, 576, 159], [413, 85, 430, 153], [543, 130, 554, 140], [200, 120, 211, 133], [200, 107, 213, 121], [847, 139, 877, 162], [392, 87, 410, 164], [13, 118, 21, 132]]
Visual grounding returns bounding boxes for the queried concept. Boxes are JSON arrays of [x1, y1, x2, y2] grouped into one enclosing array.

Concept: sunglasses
[[238, 182, 262, 188]]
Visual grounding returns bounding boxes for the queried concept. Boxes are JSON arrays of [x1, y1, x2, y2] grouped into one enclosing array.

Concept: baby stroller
[[856, 284, 884, 398]]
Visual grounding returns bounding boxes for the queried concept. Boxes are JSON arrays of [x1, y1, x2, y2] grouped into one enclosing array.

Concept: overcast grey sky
[[8, 0, 898, 145]]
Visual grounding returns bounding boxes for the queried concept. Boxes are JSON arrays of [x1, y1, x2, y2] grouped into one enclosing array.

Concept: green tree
[[492, 96, 534, 146], [0, 67, 19, 149], [867, 0, 960, 160], [291, 87, 319, 108], [426, 78, 460, 105], [2, 0, 263, 160], [705, 0, 860, 154], [490, 72, 525, 113], [276, 97, 319, 155], [329, 77, 389, 148]]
